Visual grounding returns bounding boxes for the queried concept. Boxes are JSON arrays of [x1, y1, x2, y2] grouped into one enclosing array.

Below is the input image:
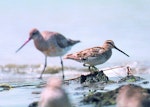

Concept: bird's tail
[[68, 39, 80, 46]]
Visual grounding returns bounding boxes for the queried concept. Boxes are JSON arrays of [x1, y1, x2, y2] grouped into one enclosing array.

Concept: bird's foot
[[38, 77, 42, 80], [88, 65, 99, 74], [83, 64, 99, 73], [89, 66, 99, 73], [38, 75, 43, 79], [62, 75, 65, 80]]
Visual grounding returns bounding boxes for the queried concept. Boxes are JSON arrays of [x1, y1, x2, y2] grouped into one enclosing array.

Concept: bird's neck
[[34, 34, 44, 41], [103, 48, 112, 60], [33, 35, 48, 51]]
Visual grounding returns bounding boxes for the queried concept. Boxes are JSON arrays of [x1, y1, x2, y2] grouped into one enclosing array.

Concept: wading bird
[[16, 28, 80, 79], [116, 84, 150, 107], [64, 40, 129, 72], [38, 78, 72, 107]]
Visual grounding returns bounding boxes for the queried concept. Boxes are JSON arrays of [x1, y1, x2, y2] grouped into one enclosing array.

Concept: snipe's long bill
[[64, 40, 129, 71]]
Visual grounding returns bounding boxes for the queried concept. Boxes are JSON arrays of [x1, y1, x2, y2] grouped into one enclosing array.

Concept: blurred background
[[0, 0, 150, 68]]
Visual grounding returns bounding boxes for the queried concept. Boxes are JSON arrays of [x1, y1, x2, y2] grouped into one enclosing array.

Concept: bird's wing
[[42, 31, 68, 48], [54, 33, 70, 48], [55, 34, 80, 48], [78, 47, 105, 58], [65, 46, 105, 61]]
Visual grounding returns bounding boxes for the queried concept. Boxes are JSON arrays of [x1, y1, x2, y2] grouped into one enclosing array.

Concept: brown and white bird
[[38, 78, 72, 107], [16, 28, 80, 79], [64, 40, 129, 71], [116, 84, 150, 107]]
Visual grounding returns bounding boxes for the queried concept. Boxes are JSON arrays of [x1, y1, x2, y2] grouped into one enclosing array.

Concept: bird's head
[[104, 40, 115, 48], [15, 28, 40, 53], [29, 28, 40, 40], [104, 40, 129, 57]]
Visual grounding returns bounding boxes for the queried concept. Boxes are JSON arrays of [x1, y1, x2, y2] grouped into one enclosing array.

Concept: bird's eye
[[32, 32, 37, 35], [107, 42, 111, 44], [107, 42, 114, 46]]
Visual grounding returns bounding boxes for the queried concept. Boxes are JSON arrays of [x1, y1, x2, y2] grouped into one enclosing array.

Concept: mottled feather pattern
[[70, 47, 105, 59], [65, 40, 129, 66]]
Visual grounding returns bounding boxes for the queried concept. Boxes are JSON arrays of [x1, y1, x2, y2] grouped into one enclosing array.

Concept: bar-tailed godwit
[[16, 28, 80, 79], [64, 40, 129, 72]]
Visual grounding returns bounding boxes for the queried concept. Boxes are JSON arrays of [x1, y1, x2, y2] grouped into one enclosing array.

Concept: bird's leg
[[83, 64, 92, 73], [39, 56, 47, 79], [91, 66, 99, 72], [89, 66, 99, 74], [83, 64, 99, 73], [60, 57, 65, 80], [83, 63, 91, 70]]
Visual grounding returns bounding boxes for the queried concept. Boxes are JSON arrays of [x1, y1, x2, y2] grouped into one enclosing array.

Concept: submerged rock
[[118, 75, 144, 83], [83, 84, 150, 107], [80, 70, 109, 84], [83, 88, 118, 106], [118, 66, 144, 83]]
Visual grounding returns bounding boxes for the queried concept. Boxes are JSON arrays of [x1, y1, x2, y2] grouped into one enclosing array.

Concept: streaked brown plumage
[[64, 40, 129, 71]]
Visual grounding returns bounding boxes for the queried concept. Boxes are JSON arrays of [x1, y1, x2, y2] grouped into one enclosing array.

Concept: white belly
[[43, 46, 71, 57], [84, 56, 110, 66]]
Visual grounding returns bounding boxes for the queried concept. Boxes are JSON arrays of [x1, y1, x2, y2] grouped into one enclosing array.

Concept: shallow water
[[0, 62, 150, 107]]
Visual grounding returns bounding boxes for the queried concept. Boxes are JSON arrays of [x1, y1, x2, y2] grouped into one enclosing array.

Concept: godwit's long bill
[[16, 28, 80, 79], [64, 40, 129, 71]]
